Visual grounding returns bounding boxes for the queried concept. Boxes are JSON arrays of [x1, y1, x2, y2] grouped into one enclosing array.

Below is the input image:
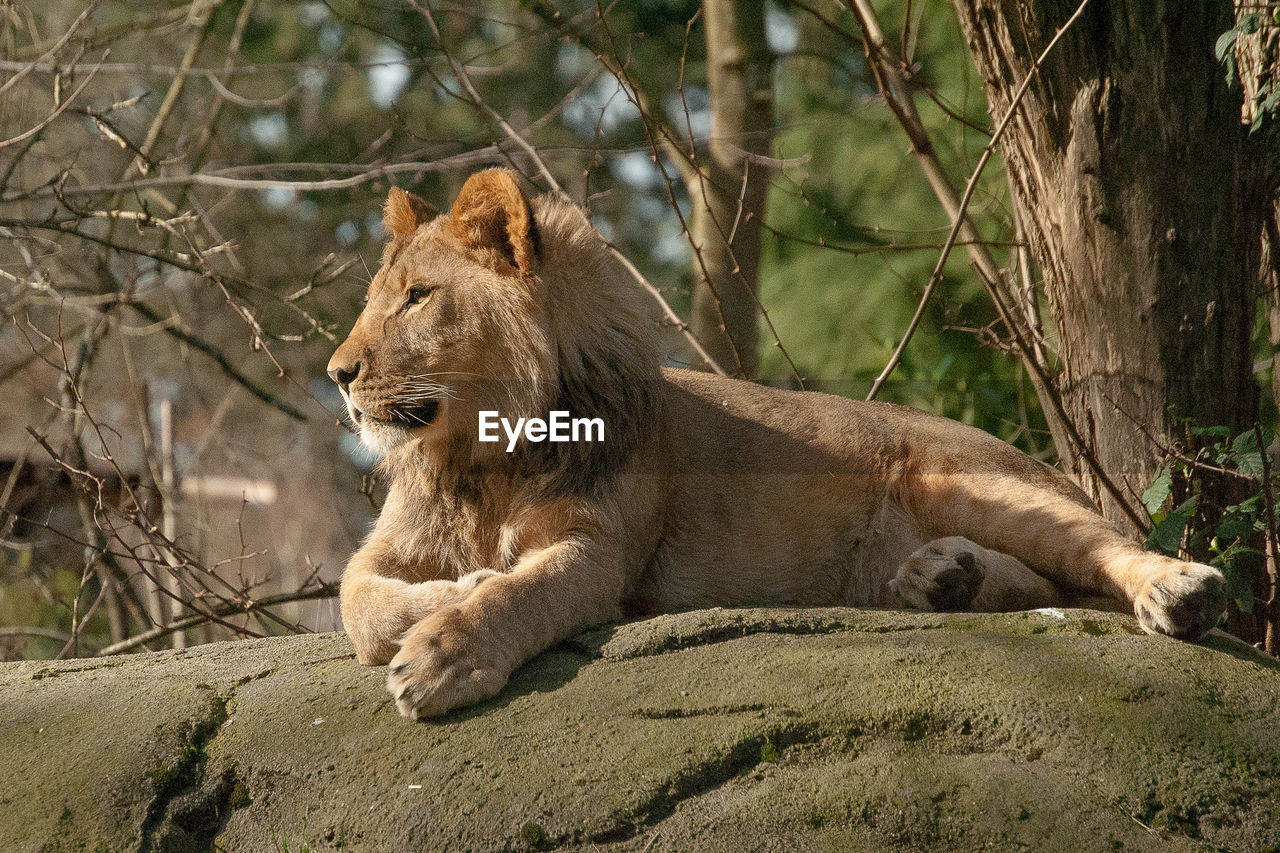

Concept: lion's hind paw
[[891, 537, 986, 612], [1133, 562, 1226, 641]]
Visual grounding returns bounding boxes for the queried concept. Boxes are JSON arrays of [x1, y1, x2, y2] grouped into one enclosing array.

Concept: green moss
[[145, 697, 228, 797], [228, 780, 251, 810], [138, 695, 231, 853], [519, 821, 544, 846]]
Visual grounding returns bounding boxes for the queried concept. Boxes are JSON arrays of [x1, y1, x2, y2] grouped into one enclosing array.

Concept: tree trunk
[[1267, 203, 1280, 428], [952, 1, 1267, 534], [687, 0, 774, 378], [1264, 199, 1280, 650]]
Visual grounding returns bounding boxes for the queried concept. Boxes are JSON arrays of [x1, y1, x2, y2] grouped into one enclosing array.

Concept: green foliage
[[1215, 14, 1259, 85], [0, 551, 114, 660], [1143, 426, 1273, 612], [758, 1, 1044, 451], [1215, 13, 1279, 134]]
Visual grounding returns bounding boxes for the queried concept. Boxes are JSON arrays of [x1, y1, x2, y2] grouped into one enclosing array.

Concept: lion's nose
[[327, 361, 361, 390]]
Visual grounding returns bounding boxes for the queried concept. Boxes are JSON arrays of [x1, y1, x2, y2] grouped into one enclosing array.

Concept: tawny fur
[[328, 169, 1227, 720]]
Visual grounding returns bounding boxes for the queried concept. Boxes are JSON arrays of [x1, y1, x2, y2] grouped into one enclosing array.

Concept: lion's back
[[657, 367, 1090, 507]]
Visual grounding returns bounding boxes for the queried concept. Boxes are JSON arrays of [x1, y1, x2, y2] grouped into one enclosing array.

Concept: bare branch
[[125, 303, 309, 421], [96, 582, 339, 656], [0, 1, 100, 99], [0, 52, 107, 150]]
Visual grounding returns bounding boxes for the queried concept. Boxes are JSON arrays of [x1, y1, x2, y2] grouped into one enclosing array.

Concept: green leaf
[[1141, 469, 1172, 515], [1219, 50, 1238, 85], [1215, 24, 1241, 64], [1233, 494, 1263, 515], [1222, 431, 1265, 475], [1231, 430, 1258, 454], [1215, 516, 1254, 544], [1223, 563, 1255, 613], [1252, 89, 1280, 134], [1221, 13, 1263, 84], [1238, 451, 1264, 476], [1148, 494, 1198, 554], [1148, 513, 1189, 554]]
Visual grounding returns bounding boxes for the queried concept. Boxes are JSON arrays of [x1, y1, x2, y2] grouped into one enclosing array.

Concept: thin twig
[[0, 1, 100, 99], [0, 626, 75, 643], [126, 303, 307, 420], [0, 52, 107, 150], [4, 152, 508, 201], [97, 582, 339, 656]]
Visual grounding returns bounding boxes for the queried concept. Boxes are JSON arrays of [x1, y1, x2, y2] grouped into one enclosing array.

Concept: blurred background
[[2, 0, 1276, 659]]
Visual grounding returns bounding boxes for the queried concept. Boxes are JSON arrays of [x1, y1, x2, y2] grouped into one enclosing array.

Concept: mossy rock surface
[[4, 607, 1280, 852]]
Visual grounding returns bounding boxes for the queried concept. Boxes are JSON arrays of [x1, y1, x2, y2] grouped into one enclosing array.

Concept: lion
[[326, 168, 1227, 720]]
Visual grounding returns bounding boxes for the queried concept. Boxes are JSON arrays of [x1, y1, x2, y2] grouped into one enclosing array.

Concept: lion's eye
[[406, 286, 434, 306]]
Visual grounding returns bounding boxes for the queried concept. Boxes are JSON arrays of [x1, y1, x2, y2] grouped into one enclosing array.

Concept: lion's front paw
[[387, 607, 510, 720], [1133, 562, 1226, 640], [890, 537, 985, 612]]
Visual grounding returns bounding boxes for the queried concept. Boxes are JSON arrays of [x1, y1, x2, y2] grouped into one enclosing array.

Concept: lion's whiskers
[[395, 383, 461, 403], [395, 408, 433, 426], [407, 371, 480, 378]]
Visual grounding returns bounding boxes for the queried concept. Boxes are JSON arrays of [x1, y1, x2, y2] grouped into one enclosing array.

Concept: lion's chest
[[388, 486, 527, 579]]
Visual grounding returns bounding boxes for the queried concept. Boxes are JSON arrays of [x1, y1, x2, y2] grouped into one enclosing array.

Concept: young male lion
[[327, 169, 1226, 720]]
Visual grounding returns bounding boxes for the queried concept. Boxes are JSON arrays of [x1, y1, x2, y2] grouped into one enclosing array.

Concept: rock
[[4, 607, 1280, 852]]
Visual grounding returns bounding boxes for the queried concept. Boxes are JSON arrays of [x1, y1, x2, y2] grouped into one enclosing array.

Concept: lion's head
[[327, 169, 660, 490]]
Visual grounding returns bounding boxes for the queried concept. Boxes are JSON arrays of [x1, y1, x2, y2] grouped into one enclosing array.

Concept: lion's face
[[327, 173, 553, 458]]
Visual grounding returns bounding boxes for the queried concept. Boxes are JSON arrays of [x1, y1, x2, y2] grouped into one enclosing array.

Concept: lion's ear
[[384, 186, 437, 241], [447, 169, 538, 276]]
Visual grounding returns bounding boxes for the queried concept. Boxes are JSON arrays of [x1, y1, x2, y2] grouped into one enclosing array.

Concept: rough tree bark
[[686, 0, 774, 377], [951, 1, 1272, 535], [1243, 1, 1279, 408], [1243, 3, 1280, 649]]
